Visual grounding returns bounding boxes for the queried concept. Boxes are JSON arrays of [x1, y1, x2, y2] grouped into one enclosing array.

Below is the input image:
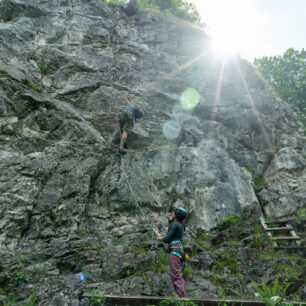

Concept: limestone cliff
[[0, 0, 305, 304]]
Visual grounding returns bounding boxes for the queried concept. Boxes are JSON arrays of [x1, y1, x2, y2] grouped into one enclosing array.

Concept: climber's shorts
[[119, 111, 133, 133]]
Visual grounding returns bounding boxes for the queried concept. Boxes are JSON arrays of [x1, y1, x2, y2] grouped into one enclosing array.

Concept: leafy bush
[[215, 247, 238, 274], [253, 279, 290, 306], [216, 214, 240, 231], [182, 266, 195, 279], [90, 293, 106, 306], [254, 176, 268, 194], [38, 63, 57, 75], [160, 295, 197, 306], [294, 207, 306, 222], [24, 291, 36, 306], [14, 271, 30, 286]]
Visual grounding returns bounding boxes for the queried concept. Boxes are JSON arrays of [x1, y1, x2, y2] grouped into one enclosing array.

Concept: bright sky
[[189, 0, 306, 62]]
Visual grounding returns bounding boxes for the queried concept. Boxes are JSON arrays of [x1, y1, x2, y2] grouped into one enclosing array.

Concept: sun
[[211, 36, 241, 59], [190, 0, 271, 61]]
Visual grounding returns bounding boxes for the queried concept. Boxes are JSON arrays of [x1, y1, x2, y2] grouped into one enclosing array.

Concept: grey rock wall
[[0, 0, 305, 303]]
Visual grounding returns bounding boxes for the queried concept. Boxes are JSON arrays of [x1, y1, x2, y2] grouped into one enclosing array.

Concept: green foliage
[[24, 290, 36, 306], [0, 71, 10, 78], [216, 214, 240, 231], [182, 266, 195, 280], [17, 253, 31, 268], [248, 261, 260, 275], [89, 292, 106, 306], [215, 247, 238, 274], [294, 207, 306, 222], [254, 176, 268, 194], [208, 272, 227, 286], [157, 250, 168, 266], [14, 271, 30, 286], [108, 0, 203, 26], [34, 267, 48, 276], [252, 279, 290, 306], [160, 294, 197, 306], [38, 63, 57, 75], [79, 228, 88, 238], [129, 243, 148, 255], [5, 292, 18, 305], [276, 262, 300, 284], [253, 224, 272, 250], [254, 48, 306, 132], [25, 77, 38, 91], [194, 233, 216, 253], [106, 0, 126, 6]]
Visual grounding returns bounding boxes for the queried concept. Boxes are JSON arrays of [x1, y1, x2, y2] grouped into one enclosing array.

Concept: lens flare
[[163, 120, 181, 139], [180, 88, 200, 110], [172, 104, 192, 122]]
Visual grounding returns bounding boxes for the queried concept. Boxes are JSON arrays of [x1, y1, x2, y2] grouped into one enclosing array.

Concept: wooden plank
[[260, 217, 278, 247], [265, 226, 293, 231], [275, 246, 306, 250], [82, 293, 265, 306], [287, 224, 301, 246], [259, 216, 268, 230], [265, 218, 294, 225], [271, 236, 300, 241]]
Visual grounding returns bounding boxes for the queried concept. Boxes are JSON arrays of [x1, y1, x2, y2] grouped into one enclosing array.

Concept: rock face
[[0, 0, 305, 304]]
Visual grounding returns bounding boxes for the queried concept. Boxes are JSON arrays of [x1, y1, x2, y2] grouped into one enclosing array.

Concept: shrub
[[160, 294, 197, 305], [14, 271, 30, 286], [252, 279, 290, 306], [182, 266, 195, 280], [217, 214, 240, 231], [254, 176, 268, 194], [89, 292, 106, 306]]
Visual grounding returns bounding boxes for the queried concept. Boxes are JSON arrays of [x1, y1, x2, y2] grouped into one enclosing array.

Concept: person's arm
[[162, 222, 179, 244]]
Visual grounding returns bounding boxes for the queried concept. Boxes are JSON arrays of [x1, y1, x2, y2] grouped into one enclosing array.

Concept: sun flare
[[191, 0, 272, 61]]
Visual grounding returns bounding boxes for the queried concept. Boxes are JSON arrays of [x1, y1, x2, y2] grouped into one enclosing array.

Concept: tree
[[254, 48, 306, 131]]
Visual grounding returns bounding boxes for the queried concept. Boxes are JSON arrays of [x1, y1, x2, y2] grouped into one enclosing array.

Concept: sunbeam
[[233, 58, 272, 148]]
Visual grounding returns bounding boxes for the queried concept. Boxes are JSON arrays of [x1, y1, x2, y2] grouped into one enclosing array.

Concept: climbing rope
[[120, 155, 156, 250]]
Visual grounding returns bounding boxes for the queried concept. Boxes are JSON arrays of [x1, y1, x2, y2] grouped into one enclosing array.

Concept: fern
[[272, 279, 279, 297], [253, 280, 290, 306]]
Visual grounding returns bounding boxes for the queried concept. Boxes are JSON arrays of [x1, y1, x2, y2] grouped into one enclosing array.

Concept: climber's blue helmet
[[174, 207, 187, 221]]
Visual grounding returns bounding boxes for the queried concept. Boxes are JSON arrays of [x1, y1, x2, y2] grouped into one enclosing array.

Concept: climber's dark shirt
[[162, 221, 184, 244]]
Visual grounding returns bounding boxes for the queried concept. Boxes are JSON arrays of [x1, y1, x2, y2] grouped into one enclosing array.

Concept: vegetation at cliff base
[[107, 0, 203, 25], [254, 48, 306, 133]]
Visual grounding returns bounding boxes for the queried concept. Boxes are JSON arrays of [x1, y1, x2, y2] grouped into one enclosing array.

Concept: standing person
[[156, 207, 187, 298], [117, 106, 143, 155]]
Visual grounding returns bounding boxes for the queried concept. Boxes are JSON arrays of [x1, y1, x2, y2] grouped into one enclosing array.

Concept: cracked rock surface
[[0, 0, 305, 304]]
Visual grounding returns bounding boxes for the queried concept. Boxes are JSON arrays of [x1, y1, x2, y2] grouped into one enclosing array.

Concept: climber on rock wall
[[125, 0, 138, 16], [116, 106, 143, 155], [156, 207, 188, 298]]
